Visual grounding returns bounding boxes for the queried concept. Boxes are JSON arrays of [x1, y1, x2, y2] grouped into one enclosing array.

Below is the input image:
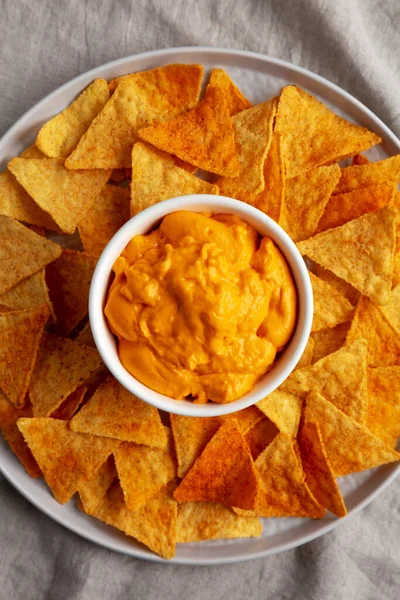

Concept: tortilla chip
[[279, 165, 341, 242], [77, 455, 118, 514], [255, 432, 325, 518], [346, 296, 400, 367], [177, 501, 262, 543], [367, 366, 400, 408], [8, 158, 110, 234], [20, 145, 46, 159], [173, 157, 197, 173], [130, 142, 219, 216], [244, 417, 279, 460], [69, 376, 167, 447], [311, 322, 350, 363], [174, 420, 258, 510], [365, 387, 400, 448], [209, 68, 252, 116], [298, 420, 347, 517], [0, 216, 61, 295], [305, 392, 400, 476], [257, 390, 302, 437], [0, 305, 49, 408], [36, 79, 110, 159], [334, 155, 400, 195], [314, 264, 360, 306], [17, 417, 118, 503], [67, 66, 203, 170], [296, 337, 314, 369], [316, 182, 395, 233], [0, 391, 41, 477], [352, 154, 370, 166], [392, 192, 400, 286], [0, 169, 59, 230], [46, 249, 97, 336], [50, 386, 87, 421], [0, 270, 54, 319], [217, 98, 277, 200], [283, 338, 368, 423], [376, 284, 400, 336], [253, 133, 285, 221], [297, 207, 396, 305], [29, 333, 104, 417], [309, 272, 354, 332], [276, 86, 381, 178], [228, 406, 265, 435], [78, 185, 130, 255], [75, 321, 95, 347], [114, 429, 175, 512], [90, 482, 177, 559], [139, 85, 240, 177]]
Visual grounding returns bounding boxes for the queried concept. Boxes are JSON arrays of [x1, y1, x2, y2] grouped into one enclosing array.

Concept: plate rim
[[1, 45, 399, 565]]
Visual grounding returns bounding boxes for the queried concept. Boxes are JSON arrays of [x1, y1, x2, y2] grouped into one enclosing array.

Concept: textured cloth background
[[1, 1, 400, 598]]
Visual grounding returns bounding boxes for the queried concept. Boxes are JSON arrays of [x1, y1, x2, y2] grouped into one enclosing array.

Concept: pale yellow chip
[[305, 392, 400, 477], [217, 98, 277, 200], [36, 80, 110, 159], [279, 165, 341, 242], [17, 417, 119, 503], [309, 271, 354, 332], [311, 322, 350, 363], [114, 429, 175, 512], [67, 67, 203, 170], [90, 482, 177, 560], [244, 417, 279, 460], [77, 456, 117, 514], [29, 333, 104, 417], [297, 207, 396, 306], [78, 184, 130, 255], [8, 158, 110, 234], [177, 501, 262, 543], [333, 155, 400, 195], [0, 305, 49, 408], [130, 142, 219, 216], [255, 432, 325, 518], [209, 68, 252, 116], [276, 86, 381, 178], [70, 376, 167, 447], [0, 216, 61, 295], [296, 337, 314, 369], [314, 264, 360, 306], [283, 338, 368, 423], [0, 270, 54, 319], [256, 390, 302, 437], [298, 420, 347, 517]]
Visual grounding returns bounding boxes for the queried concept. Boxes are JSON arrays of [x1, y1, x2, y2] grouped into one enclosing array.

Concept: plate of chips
[[1, 47, 400, 564]]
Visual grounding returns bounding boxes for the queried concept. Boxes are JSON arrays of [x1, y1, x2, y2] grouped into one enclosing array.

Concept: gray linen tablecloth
[[1, 1, 399, 598]]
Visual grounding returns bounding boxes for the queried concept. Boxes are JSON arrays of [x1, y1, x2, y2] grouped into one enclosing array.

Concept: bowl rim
[[89, 194, 313, 416]]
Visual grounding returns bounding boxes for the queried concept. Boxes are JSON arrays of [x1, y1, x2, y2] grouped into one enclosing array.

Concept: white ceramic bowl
[[89, 194, 313, 416]]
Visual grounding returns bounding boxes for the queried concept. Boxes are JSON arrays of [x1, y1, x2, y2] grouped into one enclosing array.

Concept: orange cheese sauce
[[105, 211, 297, 404]]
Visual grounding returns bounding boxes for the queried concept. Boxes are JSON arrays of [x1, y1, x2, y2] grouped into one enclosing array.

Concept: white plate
[[1, 47, 399, 565]]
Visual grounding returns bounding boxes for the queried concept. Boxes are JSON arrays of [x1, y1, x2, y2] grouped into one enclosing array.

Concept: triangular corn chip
[[0, 216, 61, 295], [46, 249, 98, 336], [114, 429, 175, 512], [0, 270, 54, 319], [257, 390, 302, 437], [367, 366, 400, 408], [8, 158, 110, 234], [228, 406, 265, 435], [78, 184, 130, 255], [69, 376, 166, 447], [296, 337, 314, 369], [255, 432, 325, 518], [177, 501, 262, 543], [392, 192, 400, 287], [333, 155, 400, 195], [36, 79, 110, 159], [316, 182, 394, 233], [174, 420, 258, 509], [298, 420, 347, 517], [309, 272, 354, 332], [244, 417, 279, 460], [352, 153, 370, 166], [297, 207, 396, 305], [0, 305, 49, 407], [90, 482, 177, 559], [20, 145, 46, 159], [130, 142, 219, 216], [77, 455, 117, 514], [0, 391, 41, 477], [367, 366, 400, 447], [139, 85, 240, 177], [217, 99, 277, 199], [276, 86, 381, 178], [311, 322, 350, 363], [283, 338, 368, 423], [209, 68, 252, 116], [29, 333, 104, 417], [305, 392, 400, 476], [376, 284, 400, 336], [50, 386, 87, 421], [68, 66, 203, 170], [17, 417, 118, 503], [314, 264, 360, 306], [279, 165, 341, 242], [253, 133, 285, 221], [74, 321, 95, 347], [346, 296, 400, 367]]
